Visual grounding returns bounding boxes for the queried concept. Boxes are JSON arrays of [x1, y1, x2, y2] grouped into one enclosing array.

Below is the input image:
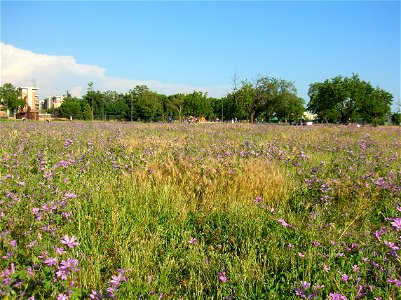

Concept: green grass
[[0, 122, 400, 299]]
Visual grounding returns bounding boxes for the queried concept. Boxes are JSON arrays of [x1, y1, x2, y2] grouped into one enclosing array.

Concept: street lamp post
[[221, 98, 224, 123]]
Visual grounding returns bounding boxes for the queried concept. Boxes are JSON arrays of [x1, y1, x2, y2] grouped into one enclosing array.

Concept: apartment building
[[20, 87, 39, 112], [43, 95, 64, 110], [52, 95, 64, 109]]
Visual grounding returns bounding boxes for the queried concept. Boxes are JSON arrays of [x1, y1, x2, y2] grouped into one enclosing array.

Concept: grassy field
[[0, 122, 400, 299]]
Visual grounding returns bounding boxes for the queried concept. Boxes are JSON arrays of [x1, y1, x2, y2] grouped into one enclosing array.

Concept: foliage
[[391, 112, 401, 125], [83, 102, 93, 120], [308, 74, 393, 124], [183, 91, 213, 119], [167, 94, 185, 122], [0, 83, 25, 115], [59, 95, 82, 119]]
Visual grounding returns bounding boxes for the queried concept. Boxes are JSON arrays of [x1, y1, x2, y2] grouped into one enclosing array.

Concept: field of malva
[[0, 122, 400, 299]]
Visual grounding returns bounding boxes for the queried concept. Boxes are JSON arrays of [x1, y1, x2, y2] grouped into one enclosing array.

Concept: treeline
[[1, 74, 399, 124], [59, 76, 305, 123]]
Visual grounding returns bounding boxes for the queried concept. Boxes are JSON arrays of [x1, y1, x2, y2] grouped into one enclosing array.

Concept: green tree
[[275, 94, 305, 122], [167, 94, 185, 122], [83, 102, 93, 121], [357, 86, 392, 126], [236, 81, 256, 122], [101, 91, 127, 120], [126, 85, 162, 122], [59, 100, 81, 119], [308, 74, 393, 124], [262, 78, 301, 122], [0, 83, 24, 116], [183, 91, 213, 119], [391, 112, 401, 125], [59, 93, 82, 119], [83, 82, 106, 120]]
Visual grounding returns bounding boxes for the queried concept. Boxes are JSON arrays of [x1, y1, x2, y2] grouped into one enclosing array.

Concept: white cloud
[[1, 43, 229, 99]]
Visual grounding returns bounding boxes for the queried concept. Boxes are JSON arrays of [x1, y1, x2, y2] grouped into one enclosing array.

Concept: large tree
[[232, 76, 302, 123], [59, 95, 82, 119], [167, 94, 185, 122], [183, 91, 213, 119], [308, 74, 393, 124], [235, 80, 256, 122], [83, 83, 107, 120], [0, 83, 25, 115], [126, 85, 163, 122]]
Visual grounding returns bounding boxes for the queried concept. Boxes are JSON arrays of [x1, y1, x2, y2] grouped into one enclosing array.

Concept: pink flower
[[219, 271, 227, 282], [391, 218, 401, 230], [60, 235, 80, 249], [384, 241, 399, 251], [108, 272, 127, 287], [300, 281, 310, 289], [328, 293, 347, 300], [342, 274, 348, 282], [312, 240, 321, 247], [55, 246, 66, 255], [90, 290, 103, 299], [56, 268, 69, 280], [255, 197, 263, 203], [387, 278, 401, 287], [9, 240, 17, 248], [188, 237, 197, 244], [43, 257, 58, 266], [278, 218, 291, 227]]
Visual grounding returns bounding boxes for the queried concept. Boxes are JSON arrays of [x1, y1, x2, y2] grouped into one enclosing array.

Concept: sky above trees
[[1, 1, 400, 110]]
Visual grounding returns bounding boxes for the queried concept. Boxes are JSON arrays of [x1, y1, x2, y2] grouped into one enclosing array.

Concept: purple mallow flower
[[255, 196, 263, 203], [43, 257, 58, 266], [278, 218, 292, 227], [60, 258, 79, 271], [55, 246, 66, 255], [56, 268, 69, 280], [384, 241, 399, 251], [188, 237, 197, 244], [108, 272, 127, 287], [219, 271, 227, 282], [90, 290, 103, 299], [391, 218, 401, 230], [328, 293, 347, 300], [387, 278, 401, 287], [60, 235, 80, 248]]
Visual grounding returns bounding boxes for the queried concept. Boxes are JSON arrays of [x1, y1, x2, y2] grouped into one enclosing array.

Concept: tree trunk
[[249, 111, 255, 123]]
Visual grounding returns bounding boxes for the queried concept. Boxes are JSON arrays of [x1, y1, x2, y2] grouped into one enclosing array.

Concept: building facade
[[20, 87, 39, 112], [43, 95, 64, 110]]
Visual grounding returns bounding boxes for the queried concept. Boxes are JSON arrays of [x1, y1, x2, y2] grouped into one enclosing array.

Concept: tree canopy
[[307, 74, 393, 124], [0, 83, 25, 115]]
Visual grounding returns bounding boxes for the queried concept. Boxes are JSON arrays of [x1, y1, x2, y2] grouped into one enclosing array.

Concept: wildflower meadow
[[0, 122, 400, 299]]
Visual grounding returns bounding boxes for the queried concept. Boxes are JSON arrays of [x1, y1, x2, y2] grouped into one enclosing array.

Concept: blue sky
[[1, 1, 400, 109]]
